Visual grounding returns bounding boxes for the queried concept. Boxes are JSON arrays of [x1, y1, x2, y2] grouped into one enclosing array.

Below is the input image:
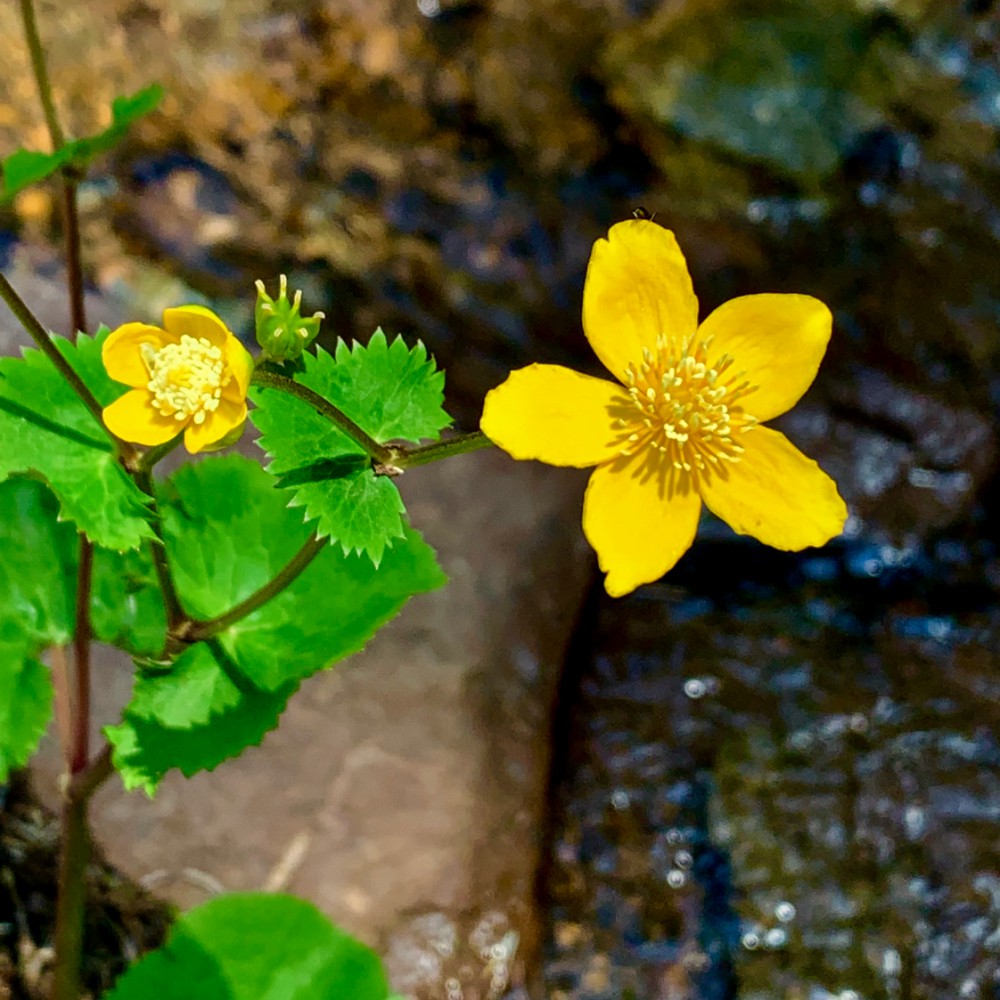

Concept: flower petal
[[101, 323, 167, 388], [480, 363, 633, 468], [697, 294, 832, 421], [102, 389, 185, 446], [224, 334, 254, 399], [183, 397, 248, 454], [699, 425, 847, 550], [582, 449, 702, 597], [582, 219, 699, 384], [162, 304, 231, 349]]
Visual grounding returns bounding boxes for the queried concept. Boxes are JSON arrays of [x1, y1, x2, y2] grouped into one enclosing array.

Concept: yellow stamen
[[141, 334, 232, 425], [619, 333, 759, 475]]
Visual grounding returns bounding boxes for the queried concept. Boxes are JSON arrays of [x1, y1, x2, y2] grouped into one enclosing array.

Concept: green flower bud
[[254, 274, 325, 362]]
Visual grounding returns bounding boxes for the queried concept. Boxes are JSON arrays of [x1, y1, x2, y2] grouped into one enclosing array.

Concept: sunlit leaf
[[1, 85, 163, 201], [250, 329, 451, 563], [104, 894, 392, 1000], [107, 455, 445, 791], [0, 328, 154, 550]]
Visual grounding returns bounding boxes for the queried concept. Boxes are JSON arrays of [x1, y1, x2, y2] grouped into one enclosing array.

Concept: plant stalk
[[134, 468, 186, 633], [251, 368, 393, 465], [183, 534, 328, 642], [385, 430, 493, 471]]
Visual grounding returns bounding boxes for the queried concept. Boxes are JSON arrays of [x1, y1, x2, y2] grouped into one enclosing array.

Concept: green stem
[[18, 0, 65, 149], [134, 468, 186, 633], [386, 431, 493, 471], [0, 272, 106, 424], [183, 534, 327, 642], [251, 368, 392, 465], [135, 434, 183, 474]]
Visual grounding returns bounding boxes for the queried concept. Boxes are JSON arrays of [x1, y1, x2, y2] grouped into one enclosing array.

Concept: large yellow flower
[[102, 305, 253, 454], [480, 220, 848, 597]]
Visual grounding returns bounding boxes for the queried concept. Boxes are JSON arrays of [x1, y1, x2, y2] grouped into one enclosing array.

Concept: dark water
[[543, 532, 1000, 1000], [3, 1, 999, 997]]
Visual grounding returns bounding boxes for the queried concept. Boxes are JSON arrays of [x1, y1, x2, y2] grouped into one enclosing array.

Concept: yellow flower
[[480, 220, 848, 597], [102, 305, 253, 454]]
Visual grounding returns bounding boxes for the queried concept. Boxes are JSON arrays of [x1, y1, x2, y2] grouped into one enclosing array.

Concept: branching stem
[[182, 534, 328, 642], [251, 368, 393, 465]]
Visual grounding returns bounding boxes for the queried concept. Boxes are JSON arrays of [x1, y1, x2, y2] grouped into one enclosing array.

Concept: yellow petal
[[480, 363, 633, 468], [101, 323, 167, 388], [224, 334, 254, 399], [102, 389, 185, 446], [582, 449, 702, 597], [699, 425, 847, 550], [183, 397, 247, 454], [582, 219, 699, 384], [697, 294, 832, 421], [162, 304, 231, 349]]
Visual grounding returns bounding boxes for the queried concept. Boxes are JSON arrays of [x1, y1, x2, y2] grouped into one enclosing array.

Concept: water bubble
[[775, 901, 797, 923], [741, 931, 761, 950], [665, 829, 683, 845], [416, 0, 441, 14], [838, 991, 860, 1000], [764, 928, 787, 949], [667, 870, 687, 888], [674, 850, 693, 869], [683, 678, 707, 699], [611, 789, 630, 811], [883, 949, 902, 976]]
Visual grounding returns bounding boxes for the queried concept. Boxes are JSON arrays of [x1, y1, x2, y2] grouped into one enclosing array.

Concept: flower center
[[617, 333, 758, 474], [141, 335, 231, 424]]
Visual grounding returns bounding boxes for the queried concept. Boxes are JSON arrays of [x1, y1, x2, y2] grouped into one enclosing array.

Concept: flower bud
[[254, 274, 325, 362]]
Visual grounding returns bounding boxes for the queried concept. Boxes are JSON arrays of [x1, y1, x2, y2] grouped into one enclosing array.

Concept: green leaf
[[1, 85, 163, 201], [0, 638, 53, 783], [107, 455, 444, 791], [106, 645, 294, 795], [0, 477, 77, 645], [249, 329, 451, 563], [90, 546, 167, 658], [0, 148, 70, 201], [0, 328, 154, 550], [0, 478, 73, 779], [104, 894, 392, 1000], [161, 455, 445, 692]]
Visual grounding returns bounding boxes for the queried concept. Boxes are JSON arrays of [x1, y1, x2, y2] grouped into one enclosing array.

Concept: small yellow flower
[[480, 220, 848, 597], [102, 305, 253, 454]]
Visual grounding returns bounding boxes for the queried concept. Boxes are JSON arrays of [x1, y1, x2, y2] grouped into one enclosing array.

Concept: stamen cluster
[[618, 334, 758, 474], [141, 335, 231, 424]]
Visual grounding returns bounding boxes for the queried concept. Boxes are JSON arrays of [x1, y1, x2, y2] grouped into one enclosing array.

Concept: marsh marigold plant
[[480, 219, 848, 597], [102, 304, 253, 453]]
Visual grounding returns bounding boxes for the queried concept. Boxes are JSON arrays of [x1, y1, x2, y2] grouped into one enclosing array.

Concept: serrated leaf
[[0, 328, 154, 550], [0, 638, 53, 783], [107, 455, 444, 791], [104, 894, 392, 1000], [161, 455, 446, 692], [249, 329, 451, 562], [106, 644, 294, 795], [1, 85, 163, 201]]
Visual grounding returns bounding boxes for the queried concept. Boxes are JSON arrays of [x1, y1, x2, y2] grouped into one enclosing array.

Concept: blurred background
[[1, 1, 999, 998]]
